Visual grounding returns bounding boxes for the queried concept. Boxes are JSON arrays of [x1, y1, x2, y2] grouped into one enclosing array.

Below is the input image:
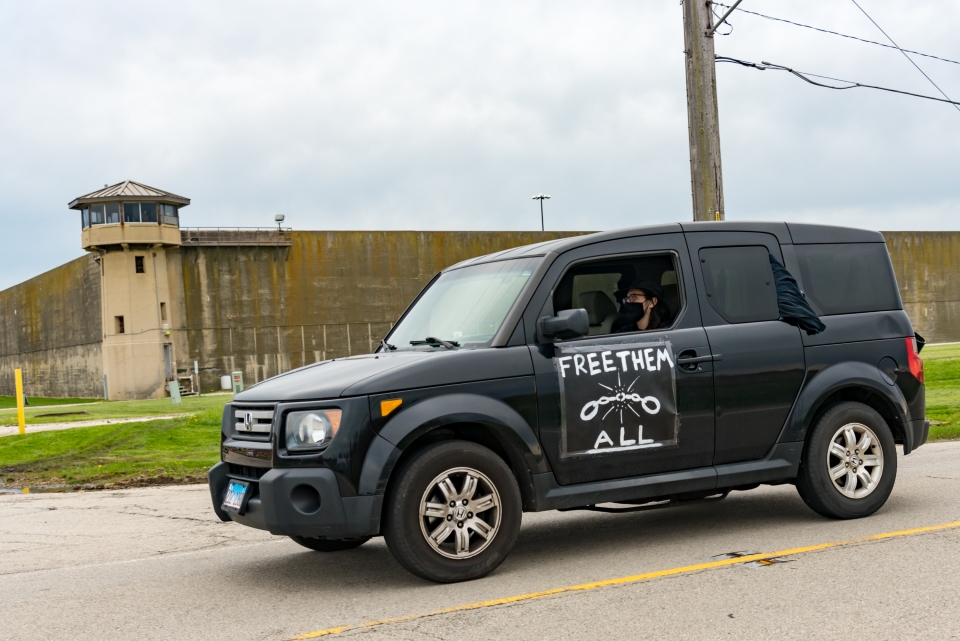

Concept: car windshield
[[388, 257, 541, 349]]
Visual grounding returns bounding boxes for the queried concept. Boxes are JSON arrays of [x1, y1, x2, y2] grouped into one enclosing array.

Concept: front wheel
[[384, 441, 522, 583], [796, 401, 897, 519]]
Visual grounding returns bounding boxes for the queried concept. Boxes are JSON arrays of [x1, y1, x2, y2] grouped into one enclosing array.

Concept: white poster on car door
[[554, 340, 678, 457]]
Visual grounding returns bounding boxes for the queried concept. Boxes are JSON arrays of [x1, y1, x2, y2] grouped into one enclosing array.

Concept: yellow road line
[[291, 519, 960, 639]]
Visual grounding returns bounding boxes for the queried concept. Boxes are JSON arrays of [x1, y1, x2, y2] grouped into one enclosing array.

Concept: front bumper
[[208, 462, 383, 539]]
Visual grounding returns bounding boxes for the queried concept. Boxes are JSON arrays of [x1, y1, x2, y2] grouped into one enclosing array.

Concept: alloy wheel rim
[[826, 422, 884, 499], [418, 467, 501, 559]]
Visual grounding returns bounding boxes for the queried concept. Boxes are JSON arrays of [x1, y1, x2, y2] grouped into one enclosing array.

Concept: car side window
[[699, 246, 779, 324], [552, 253, 683, 336]]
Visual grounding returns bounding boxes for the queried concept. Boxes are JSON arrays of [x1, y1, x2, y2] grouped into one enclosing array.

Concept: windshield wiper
[[379, 339, 397, 352], [409, 336, 459, 350]]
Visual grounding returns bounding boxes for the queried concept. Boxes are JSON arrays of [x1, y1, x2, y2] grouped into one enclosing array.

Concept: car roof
[[444, 221, 885, 271]]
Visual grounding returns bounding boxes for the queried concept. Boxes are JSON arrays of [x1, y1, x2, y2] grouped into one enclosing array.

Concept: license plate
[[222, 480, 249, 513]]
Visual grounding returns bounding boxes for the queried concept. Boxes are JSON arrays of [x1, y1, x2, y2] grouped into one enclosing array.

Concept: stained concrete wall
[[179, 231, 587, 391], [0, 254, 103, 397], [3, 229, 958, 399], [884, 231, 960, 344]]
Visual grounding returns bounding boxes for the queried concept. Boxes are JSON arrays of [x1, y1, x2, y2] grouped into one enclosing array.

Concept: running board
[[559, 490, 731, 515]]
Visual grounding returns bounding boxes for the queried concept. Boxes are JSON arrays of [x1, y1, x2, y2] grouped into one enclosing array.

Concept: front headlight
[[285, 409, 342, 451]]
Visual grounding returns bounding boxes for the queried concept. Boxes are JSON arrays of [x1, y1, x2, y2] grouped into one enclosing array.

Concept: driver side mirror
[[539, 308, 589, 341]]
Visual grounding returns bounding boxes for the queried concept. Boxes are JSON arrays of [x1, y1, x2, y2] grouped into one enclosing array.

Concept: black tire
[[796, 401, 897, 519], [384, 440, 522, 583], [289, 535, 370, 552]]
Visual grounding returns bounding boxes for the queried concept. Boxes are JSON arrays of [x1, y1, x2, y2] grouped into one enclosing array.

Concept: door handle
[[676, 349, 711, 372], [676, 355, 713, 365], [676, 349, 722, 371]]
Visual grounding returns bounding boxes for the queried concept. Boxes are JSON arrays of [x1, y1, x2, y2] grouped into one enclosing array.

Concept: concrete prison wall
[[0, 254, 103, 398], [3, 229, 959, 399], [178, 230, 588, 391], [181, 229, 960, 392], [885, 231, 960, 344]]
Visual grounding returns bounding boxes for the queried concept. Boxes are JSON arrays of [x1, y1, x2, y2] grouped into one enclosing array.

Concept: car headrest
[[577, 291, 617, 326], [659, 271, 680, 324]]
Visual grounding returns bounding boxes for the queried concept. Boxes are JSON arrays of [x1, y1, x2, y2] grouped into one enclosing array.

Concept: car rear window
[[793, 243, 900, 315]]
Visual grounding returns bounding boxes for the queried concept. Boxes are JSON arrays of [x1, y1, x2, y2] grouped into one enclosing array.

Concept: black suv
[[209, 222, 927, 583]]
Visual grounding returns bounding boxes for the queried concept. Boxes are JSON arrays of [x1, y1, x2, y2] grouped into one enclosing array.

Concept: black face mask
[[621, 302, 646, 323]]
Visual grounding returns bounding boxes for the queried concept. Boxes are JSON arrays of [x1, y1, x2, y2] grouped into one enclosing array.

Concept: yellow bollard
[[14, 368, 25, 436]]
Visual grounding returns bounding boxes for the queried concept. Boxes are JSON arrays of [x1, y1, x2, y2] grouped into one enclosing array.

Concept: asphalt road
[[2, 441, 959, 641]]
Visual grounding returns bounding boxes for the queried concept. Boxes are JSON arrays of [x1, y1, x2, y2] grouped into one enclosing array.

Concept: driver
[[611, 279, 670, 333]]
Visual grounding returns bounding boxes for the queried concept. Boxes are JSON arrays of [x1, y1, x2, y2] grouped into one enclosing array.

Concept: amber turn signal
[[380, 398, 402, 417]]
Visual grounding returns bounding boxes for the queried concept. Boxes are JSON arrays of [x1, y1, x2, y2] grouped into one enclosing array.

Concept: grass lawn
[[0, 405, 225, 489], [0, 396, 100, 410], [0, 345, 957, 491], [0, 393, 230, 426], [922, 343, 960, 441]]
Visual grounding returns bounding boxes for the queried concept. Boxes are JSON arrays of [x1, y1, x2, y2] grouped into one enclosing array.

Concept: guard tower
[[69, 181, 190, 400]]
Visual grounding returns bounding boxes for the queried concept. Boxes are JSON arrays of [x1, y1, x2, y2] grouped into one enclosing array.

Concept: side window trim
[[683, 231, 784, 329], [547, 249, 687, 343], [521, 233, 700, 345]]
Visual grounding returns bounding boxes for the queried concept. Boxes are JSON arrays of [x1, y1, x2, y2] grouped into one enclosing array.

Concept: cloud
[[0, 0, 957, 290]]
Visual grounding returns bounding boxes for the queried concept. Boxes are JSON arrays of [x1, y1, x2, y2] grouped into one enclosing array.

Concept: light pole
[[532, 194, 550, 231]]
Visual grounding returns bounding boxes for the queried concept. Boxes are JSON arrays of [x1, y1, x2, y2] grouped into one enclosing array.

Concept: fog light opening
[[290, 484, 321, 514]]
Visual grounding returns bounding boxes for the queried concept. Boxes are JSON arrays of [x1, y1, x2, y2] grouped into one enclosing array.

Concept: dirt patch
[[34, 411, 91, 418], [2, 473, 209, 493], [0, 415, 184, 437], [97, 474, 208, 490]]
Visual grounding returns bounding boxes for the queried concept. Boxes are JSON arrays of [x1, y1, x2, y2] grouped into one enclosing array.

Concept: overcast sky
[[1, 1, 958, 290]]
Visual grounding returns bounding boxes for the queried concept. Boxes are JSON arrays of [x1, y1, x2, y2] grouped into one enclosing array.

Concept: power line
[[848, 0, 960, 115], [712, 2, 960, 67], [716, 55, 960, 106]]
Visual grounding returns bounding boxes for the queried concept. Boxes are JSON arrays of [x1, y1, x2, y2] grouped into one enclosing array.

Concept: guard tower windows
[[123, 203, 140, 223], [69, 180, 191, 252], [89, 204, 105, 225], [135, 256, 145, 273], [161, 204, 179, 226], [140, 203, 158, 223], [123, 202, 165, 224], [115, 316, 125, 334], [105, 203, 120, 224]]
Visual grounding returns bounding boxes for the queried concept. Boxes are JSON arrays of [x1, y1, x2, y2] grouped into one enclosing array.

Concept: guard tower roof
[[68, 180, 190, 209]]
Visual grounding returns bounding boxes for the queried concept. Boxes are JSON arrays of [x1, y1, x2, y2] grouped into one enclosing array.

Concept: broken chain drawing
[[580, 388, 661, 421]]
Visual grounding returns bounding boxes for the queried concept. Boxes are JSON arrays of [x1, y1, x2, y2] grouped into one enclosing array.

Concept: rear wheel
[[384, 441, 522, 583], [289, 536, 369, 552], [796, 401, 897, 519]]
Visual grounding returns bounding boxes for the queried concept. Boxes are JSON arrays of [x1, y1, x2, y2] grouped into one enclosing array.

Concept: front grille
[[233, 404, 275, 438], [228, 464, 270, 480]]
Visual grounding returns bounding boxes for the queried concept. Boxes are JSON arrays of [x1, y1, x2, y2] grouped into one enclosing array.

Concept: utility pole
[[683, 0, 726, 221]]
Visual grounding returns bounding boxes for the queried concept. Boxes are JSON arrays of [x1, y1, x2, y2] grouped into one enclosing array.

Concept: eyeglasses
[[624, 293, 647, 303]]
